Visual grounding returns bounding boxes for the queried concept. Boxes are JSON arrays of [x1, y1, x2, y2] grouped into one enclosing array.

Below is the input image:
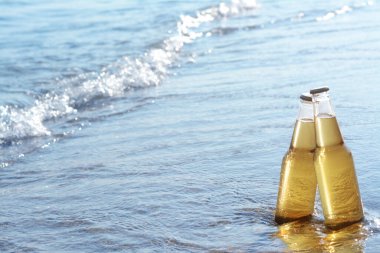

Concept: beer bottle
[[275, 93, 317, 224], [310, 87, 363, 229]]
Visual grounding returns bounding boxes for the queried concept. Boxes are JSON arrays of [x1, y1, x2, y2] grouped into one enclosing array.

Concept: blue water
[[1, 0, 380, 252]]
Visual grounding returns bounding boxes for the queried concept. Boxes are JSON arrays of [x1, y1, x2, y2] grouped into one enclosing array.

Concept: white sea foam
[[0, 0, 257, 143], [316, 1, 373, 22]]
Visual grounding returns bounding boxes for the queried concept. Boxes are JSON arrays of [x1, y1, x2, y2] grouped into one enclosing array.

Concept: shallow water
[[1, 0, 380, 252]]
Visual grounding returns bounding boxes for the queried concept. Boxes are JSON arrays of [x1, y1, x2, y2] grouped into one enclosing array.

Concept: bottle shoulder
[[316, 143, 350, 151], [285, 148, 314, 157]]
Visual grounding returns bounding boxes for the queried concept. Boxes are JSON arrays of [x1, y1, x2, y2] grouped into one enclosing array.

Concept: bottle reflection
[[323, 223, 367, 253], [275, 220, 322, 252], [275, 220, 368, 252]]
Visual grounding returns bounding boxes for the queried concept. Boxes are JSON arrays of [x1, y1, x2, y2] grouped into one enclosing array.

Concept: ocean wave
[[316, 1, 374, 22], [0, 0, 257, 144], [0, 0, 375, 145]]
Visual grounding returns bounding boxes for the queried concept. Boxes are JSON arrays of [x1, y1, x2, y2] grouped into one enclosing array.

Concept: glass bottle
[[275, 93, 317, 224], [310, 87, 363, 229]]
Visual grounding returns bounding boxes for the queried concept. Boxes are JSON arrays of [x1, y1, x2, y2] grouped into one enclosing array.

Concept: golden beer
[[275, 94, 317, 224], [311, 87, 363, 229]]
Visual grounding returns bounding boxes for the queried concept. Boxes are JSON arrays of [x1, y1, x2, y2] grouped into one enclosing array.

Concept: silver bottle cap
[[310, 86, 329, 95], [300, 93, 312, 102]]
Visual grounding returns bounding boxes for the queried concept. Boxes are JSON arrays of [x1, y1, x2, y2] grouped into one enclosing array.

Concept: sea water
[[1, 0, 380, 252]]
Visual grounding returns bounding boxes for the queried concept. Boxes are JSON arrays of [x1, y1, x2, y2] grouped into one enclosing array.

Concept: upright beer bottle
[[310, 87, 363, 229], [275, 94, 317, 224]]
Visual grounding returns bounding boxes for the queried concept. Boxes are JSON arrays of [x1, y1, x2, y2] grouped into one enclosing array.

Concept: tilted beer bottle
[[310, 87, 363, 229], [275, 94, 317, 224]]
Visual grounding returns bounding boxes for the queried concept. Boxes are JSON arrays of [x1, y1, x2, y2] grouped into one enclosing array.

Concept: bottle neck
[[312, 92, 344, 147], [290, 100, 316, 150], [315, 116, 343, 147]]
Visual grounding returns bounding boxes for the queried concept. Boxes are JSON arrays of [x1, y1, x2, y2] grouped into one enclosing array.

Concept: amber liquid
[[275, 120, 317, 223], [314, 117, 363, 229]]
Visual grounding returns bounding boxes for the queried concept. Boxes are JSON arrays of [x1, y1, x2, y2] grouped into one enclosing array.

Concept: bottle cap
[[300, 93, 312, 102], [310, 86, 329, 94]]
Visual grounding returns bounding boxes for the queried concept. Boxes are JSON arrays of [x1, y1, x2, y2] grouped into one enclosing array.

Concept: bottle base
[[275, 214, 312, 225], [325, 217, 364, 230]]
